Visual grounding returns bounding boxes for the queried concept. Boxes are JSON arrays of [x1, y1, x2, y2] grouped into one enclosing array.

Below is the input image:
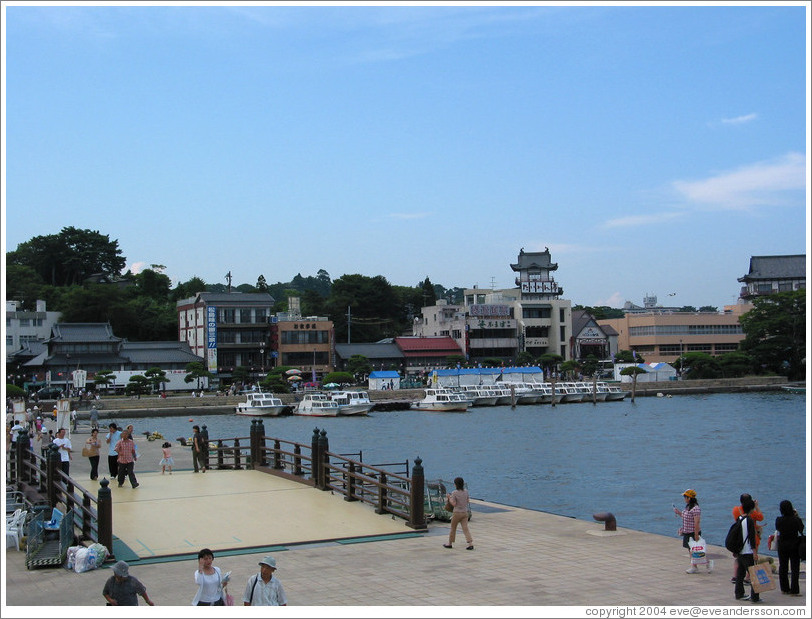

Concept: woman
[[673, 489, 701, 573], [84, 428, 101, 480], [192, 548, 228, 605], [442, 476, 474, 550], [775, 499, 804, 596]]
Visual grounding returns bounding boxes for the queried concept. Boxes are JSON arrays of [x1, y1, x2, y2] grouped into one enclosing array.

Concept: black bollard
[[345, 461, 358, 502], [407, 456, 427, 530], [311, 427, 320, 482], [317, 430, 329, 490], [249, 419, 259, 468], [256, 420, 266, 466], [97, 478, 115, 561], [593, 512, 617, 531], [46, 443, 60, 508]]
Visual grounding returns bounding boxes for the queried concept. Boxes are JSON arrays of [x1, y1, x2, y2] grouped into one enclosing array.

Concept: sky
[[2, 2, 810, 311]]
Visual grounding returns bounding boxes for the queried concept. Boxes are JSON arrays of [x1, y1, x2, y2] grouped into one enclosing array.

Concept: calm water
[[123, 391, 807, 552]]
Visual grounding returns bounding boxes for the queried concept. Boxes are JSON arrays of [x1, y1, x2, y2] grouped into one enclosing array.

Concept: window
[[219, 331, 237, 343], [778, 282, 793, 292], [240, 309, 252, 323], [522, 307, 551, 319], [221, 308, 236, 323], [757, 283, 772, 294], [255, 309, 267, 323], [18, 319, 30, 327]]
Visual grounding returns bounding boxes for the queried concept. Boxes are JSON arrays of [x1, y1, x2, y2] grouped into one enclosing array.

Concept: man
[[731, 493, 763, 583], [105, 423, 121, 477], [242, 556, 287, 606], [89, 405, 99, 430], [102, 560, 155, 606], [126, 424, 140, 459], [114, 429, 139, 488], [52, 427, 72, 476], [192, 425, 207, 473], [9, 419, 25, 450], [734, 495, 761, 603]]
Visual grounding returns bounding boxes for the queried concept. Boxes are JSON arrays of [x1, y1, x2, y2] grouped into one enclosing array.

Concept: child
[[160, 441, 174, 475]]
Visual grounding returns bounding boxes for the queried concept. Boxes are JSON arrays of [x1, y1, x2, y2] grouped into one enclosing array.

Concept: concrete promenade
[[3, 434, 808, 616]]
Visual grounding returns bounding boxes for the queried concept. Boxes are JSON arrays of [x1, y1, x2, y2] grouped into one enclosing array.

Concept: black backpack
[[725, 515, 747, 554]]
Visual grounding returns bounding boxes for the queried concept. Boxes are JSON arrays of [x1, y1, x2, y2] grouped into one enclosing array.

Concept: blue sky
[[3, 2, 809, 311]]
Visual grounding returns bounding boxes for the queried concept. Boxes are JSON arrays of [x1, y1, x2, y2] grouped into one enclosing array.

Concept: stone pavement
[[3, 432, 808, 615]]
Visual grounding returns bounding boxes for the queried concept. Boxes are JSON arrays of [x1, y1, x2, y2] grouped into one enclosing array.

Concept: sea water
[[122, 391, 808, 552]]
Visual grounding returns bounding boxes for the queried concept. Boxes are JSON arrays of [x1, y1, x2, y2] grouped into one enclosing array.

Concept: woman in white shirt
[[192, 548, 228, 605]]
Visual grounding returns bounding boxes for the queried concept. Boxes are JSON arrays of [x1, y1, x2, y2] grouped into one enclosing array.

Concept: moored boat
[[410, 388, 472, 412], [597, 382, 627, 401], [235, 392, 289, 417], [554, 382, 584, 403], [329, 390, 374, 415], [499, 381, 542, 404], [295, 393, 340, 417], [456, 386, 499, 407], [573, 381, 608, 402]]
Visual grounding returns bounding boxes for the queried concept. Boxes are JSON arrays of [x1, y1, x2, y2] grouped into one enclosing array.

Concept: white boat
[[499, 381, 542, 404], [455, 386, 499, 407], [329, 390, 374, 415], [235, 392, 289, 417], [410, 388, 472, 412], [597, 382, 627, 401], [294, 393, 340, 417], [489, 386, 515, 406], [553, 382, 584, 403], [529, 382, 555, 404], [573, 381, 608, 402]]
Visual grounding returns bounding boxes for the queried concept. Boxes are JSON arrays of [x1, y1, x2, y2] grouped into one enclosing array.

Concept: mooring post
[[406, 456, 426, 530], [318, 430, 329, 490], [311, 427, 320, 482], [249, 419, 259, 467], [593, 512, 617, 531], [273, 439, 282, 470], [256, 419, 267, 466], [97, 478, 115, 561]]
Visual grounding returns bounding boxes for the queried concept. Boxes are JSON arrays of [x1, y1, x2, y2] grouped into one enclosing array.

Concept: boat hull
[[410, 403, 470, 412], [337, 404, 374, 416], [235, 405, 288, 417]]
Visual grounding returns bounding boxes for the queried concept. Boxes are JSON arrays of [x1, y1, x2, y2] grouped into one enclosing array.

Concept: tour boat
[[573, 381, 608, 402], [329, 390, 374, 415], [596, 382, 627, 401], [553, 382, 584, 403], [294, 393, 340, 417], [498, 381, 543, 404], [410, 388, 472, 412], [235, 392, 289, 417], [455, 386, 499, 407]]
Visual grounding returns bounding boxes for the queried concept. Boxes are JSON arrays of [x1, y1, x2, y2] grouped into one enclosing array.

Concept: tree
[[184, 361, 214, 391], [680, 352, 721, 379], [171, 276, 207, 302], [559, 360, 581, 379], [615, 350, 645, 364], [325, 274, 403, 343], [94, 370, 115, 390], [4, 264, 47, 309], [698, 305, 718, 313], [7, 226, 126, 286], [6, 384, 26, 398], [580, 354, 600, 377], [516, 351, 535, 366], [347, 355, 373, 379], [537, 353, 563, 373], [125, 375, 149, 398], [419, 277, 436, 307], [619, 365, 647, 402], [446, 355, 466, 368], [144, 367, 168, 393], [231, 366, 250, 386], [324, 371, 354, 385], [131, 269, 171, 301], [739, 290, 806, 380], [716, 351, 757, 378]]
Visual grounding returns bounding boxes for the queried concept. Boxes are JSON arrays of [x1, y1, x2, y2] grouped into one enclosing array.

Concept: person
[[114, 429, 139, 488], [84, 428, 101, 480], [160, 441, 174, 475], [126, 424, 140, 459], [70, 408, 77, 432], [103, 560, 155, 606], [731, 493, 763, 583], [106, 423, 122, 477], [192, 425, 207, 473], [192, 548, 229, 605], [733, 495, 761, 602], [39, 428, 54, 458], [443, 476, 474, 550], [8, 419, 25, 449], [243, 555, 287, 606], [775, 499, 804, 596], [89, 405, 99, 430], [52, 427, 72, 476], [673, 489, 701, 573]]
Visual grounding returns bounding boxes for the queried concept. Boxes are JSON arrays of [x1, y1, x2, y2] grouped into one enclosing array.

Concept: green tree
[[125, 375, 149, 398], [446, 355, 466, 368], [681, 352, 721, 379], [171, 276, 208, 302], [516, 351, 535, 366], [716, 351, 757, 378], [184, 361, 214, 390], [6, 384, 26, 398], [347, 354, 373, 379], [93, 370, 115, 390], [537, 353, 563, 373], [231, 366, 250, 386], [559, 360, 581, 379], [615, 350, 645, 364], [619, 365, 647, 401], [4, 264, 48, 309], [419, 277, 437, 307], [326, 274, 402, 343], [739, 290, 806, 380], [131, 268, 171, 301], [7, 226, 126, 286], [580, 354, 600, 377], [698, 305, 718, 313], [324, 371, 354, 385], [144, 367, 168, 393]]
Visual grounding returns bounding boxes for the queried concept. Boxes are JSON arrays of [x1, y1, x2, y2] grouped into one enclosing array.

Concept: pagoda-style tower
[[510, 247, 563, 299]]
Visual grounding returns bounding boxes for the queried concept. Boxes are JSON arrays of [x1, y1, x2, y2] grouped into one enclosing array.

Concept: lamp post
[[260, 345, 265, 375]]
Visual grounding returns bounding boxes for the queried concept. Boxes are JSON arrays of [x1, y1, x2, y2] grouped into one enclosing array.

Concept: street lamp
[[260, 345, 265, 374]]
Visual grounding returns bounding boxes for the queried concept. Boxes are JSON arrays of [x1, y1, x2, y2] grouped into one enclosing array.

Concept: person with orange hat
[[673, 489, 704, 573]]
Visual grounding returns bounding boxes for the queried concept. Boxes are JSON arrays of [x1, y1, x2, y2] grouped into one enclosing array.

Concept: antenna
[[490, 277, 496, 290]]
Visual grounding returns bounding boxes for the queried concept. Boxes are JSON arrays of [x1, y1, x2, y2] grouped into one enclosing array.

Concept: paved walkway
[[3, 433, 808, 614]]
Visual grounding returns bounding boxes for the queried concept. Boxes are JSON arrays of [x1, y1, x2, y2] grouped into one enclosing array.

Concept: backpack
[[725, 515, 747, 554]]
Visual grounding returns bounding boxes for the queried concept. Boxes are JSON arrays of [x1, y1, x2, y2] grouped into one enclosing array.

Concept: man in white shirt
[[52, 427, 72, 475], [242, 556, 287, 606]]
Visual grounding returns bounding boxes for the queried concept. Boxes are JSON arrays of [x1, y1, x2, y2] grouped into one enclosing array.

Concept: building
[[571, 309, 615, 360], [597, 311, 745, 364], [394, 336, 464, 374], [5, 300, 62, 361], [334, 341, 403, 374], [275, 311, 334, 381], [737, 254, 806, 301], [177, 292, 275, 377]]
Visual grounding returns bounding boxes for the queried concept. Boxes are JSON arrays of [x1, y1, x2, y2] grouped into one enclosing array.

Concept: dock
[[3, 435, 807, 613]]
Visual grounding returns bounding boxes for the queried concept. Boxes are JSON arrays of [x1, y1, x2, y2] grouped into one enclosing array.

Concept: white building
[[6, 300, 62, 361]]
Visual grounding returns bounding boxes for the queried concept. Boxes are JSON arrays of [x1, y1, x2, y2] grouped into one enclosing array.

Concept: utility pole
[[347, 306, 351, 344]]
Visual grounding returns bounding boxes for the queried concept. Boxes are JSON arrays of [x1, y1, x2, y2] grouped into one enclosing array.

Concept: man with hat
[[102, 560, 155, 606], [242, 555, 287, 606]]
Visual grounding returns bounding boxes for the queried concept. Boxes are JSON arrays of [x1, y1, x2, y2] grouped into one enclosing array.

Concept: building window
[[240, 309, 252, 323], [522, 307, 551, 319], [219, 331, 237, 343], [757, 283, 772, 294], [32, 318, 44, 327], [18, 319, 30, 327], [255, 309, 267, 323], [6, 335, 12, 346], [778, 282, 793, 292], [221, 308, 236, 323]]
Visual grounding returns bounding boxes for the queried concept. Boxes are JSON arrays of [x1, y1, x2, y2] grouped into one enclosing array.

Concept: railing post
[[217, 439, 224, 469], [375, 472, 388, 514], [344, 461, 358, 501], [46, 444, 60, 508], [234, 438, 242, 470], [250, 419, 259, 467], [257, 420, 266, 466], [407, 456, 426, 530], [293, 444, 303, 476], [273, 439, 282, 470], [318, 430, 329, 490], [16, 429, 32, 484], [97, 478, 115, 561], [311, 427, 320, 482], [201, 425, 209, 470], [82, 493, 92, 539]]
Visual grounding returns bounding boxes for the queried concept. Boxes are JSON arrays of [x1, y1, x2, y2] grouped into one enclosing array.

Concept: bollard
[[375, 472, 388, 515], [345, 461, 358, 501], [46, 443, 60, 508], [256, 420, 266, 466], [97, 478, 115, 561], [317, 430, 329, 490], [249, 420, 259, 468], [293, 444, 303, 477], [234, 438, 242, 470], [217, 439, 225, 469], [311, 427, 320, 482], [201, 425, 210, 470], [407, 456, 427, 530], [593, 512, 617, 531]]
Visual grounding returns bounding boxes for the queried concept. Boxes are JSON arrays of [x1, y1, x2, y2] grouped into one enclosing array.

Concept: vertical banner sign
[[207, 306, 218, 374]]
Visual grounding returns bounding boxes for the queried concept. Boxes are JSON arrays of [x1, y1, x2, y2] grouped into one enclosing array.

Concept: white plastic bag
[[689, 537, 708, 565]]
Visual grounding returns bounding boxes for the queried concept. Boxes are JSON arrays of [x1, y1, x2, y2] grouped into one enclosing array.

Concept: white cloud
[[603, 211, 684, 228], [127, 261, 147, 275], [672, 152, 806, 210], [720, 113, 758, 125], [594, 292, 625, 308]]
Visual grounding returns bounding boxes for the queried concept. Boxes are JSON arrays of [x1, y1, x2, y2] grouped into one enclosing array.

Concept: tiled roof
[[122, 341, 204, 364], [48, 323, 122, 343], [394, 336, 463, 356], [335, 343, 403, 360], [195, 292, 275, 305], [741, 255, 806, 280]]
